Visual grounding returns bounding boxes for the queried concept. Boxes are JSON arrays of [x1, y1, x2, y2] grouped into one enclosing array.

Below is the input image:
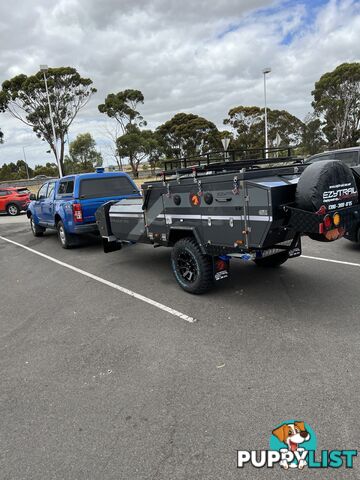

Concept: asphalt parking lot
[[0, 213, 359, 479]]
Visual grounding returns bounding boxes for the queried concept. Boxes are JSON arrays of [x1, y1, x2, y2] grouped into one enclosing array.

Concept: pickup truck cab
[[27, 170, 141, 248]]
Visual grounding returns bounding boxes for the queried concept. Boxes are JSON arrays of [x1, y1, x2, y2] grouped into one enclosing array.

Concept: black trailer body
[[96, 148, 360, 293]]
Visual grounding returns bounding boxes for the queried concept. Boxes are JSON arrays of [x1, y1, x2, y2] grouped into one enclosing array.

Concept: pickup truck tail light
[[73, 203, 83, 223]]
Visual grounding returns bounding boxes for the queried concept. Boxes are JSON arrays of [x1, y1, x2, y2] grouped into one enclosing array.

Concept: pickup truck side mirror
[[29, 193, 36, 201]]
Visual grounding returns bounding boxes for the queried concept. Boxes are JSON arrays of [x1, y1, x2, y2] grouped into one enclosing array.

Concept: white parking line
[[301, 255, 360, 268], [0, 235, 196, 324]]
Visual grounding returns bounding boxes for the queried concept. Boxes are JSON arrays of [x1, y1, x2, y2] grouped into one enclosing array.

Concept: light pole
[[22, 146, 30, 179], [262, 67, 271, 158], [39, 65, 63, 177]]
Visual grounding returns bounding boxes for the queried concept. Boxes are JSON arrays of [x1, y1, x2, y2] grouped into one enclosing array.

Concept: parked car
[[0, 187, 31, 216], [27, 170, 141, 248], [306, 146, 360, 166], [31, 175, 53, 181]]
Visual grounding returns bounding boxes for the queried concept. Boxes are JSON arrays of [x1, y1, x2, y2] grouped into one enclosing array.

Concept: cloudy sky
[[0, 0, 359, 168]]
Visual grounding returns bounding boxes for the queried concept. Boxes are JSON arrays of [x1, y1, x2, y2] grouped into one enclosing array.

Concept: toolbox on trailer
[[96, 147, 360, 294]]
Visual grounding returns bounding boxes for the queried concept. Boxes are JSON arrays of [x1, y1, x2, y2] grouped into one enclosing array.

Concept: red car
[[0, 187, 31, 216]]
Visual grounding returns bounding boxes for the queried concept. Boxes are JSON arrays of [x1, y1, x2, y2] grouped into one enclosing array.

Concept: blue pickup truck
[[27, 170, 141, 248]]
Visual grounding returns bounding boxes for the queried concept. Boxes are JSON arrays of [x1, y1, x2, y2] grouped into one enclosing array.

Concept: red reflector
[[316, 205, 327, 215], [319, 223, 324, 234], [215, 260, 227, 272], [323, 214, 332, 230], [73, 203, 83, 223]]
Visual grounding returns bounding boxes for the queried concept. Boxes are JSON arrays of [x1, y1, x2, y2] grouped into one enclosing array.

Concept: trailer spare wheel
[[296, 160, 358, 241], [296, 160, 358, 211]]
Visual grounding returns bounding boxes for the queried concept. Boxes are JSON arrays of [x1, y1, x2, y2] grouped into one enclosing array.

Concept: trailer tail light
[[333, 212, 341, 226], [323, 214, 332, 230], [73, 203, 83, 223]]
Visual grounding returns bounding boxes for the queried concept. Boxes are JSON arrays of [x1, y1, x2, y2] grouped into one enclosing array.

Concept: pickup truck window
[[38, 184, 48, 199], [47, 182, 56, 198], [58, 180, 74, 195], [0, 190, 10, 196], [79, 176, 137, 199]]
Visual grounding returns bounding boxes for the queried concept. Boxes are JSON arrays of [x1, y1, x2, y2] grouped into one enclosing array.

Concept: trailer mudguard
[[96, 201, 117, 238]]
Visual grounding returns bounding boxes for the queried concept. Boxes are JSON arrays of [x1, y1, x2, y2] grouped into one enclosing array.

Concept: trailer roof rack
[[159, 146, 304, 181]]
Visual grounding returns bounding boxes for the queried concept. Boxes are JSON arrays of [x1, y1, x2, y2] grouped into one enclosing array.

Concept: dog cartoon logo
[[238, 421, 356, 470], [270, 421, 316, 470]]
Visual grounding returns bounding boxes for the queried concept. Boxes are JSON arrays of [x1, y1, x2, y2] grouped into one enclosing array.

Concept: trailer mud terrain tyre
[[30, 216, 45, 237], [254, 251, 289, 267], [171, 237, 213, 294]]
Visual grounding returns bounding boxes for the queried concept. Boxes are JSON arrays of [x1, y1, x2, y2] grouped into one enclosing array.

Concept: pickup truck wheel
[[254, 251, 289, 267], [57, 220, 77, 249], [6, 204, 20, 216], [171, 237, 213, 294], [30, 216, 45, 237]]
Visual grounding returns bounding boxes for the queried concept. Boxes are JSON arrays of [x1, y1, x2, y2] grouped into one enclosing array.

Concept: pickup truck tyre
[[57, 220, 78, 249], [171, 237, 213, 294], [30, 216, 45, 237], [254, 251, 289, 267], [6, 203, 20, 216]]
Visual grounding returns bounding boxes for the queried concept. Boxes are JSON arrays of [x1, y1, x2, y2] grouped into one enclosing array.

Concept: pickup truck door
[[41, 181, 56, 226], [33, 183, 48, 223]]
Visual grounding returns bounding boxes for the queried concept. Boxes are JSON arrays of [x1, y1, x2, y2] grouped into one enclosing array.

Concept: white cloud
[[0, 0, 359, 167]]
